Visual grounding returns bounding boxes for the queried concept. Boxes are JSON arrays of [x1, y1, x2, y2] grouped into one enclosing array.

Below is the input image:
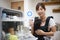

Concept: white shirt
[[49, 18, 56, 28]]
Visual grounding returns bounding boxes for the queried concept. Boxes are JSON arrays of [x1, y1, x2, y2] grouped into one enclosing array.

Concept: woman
[[30, 3, 56, 40]]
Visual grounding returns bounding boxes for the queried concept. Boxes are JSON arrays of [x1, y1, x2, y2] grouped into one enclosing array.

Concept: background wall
[[45, 5, 60, 24], [0, 0, 11, 8], [24, 0, 44, 27], [24, 0, 60, 27]]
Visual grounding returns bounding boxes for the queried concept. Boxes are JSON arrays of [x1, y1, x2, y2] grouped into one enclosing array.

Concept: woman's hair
[[36, 3, 46, 11]]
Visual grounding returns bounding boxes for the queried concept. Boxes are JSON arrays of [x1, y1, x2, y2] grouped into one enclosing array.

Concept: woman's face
[[37, 6, 45, 17]]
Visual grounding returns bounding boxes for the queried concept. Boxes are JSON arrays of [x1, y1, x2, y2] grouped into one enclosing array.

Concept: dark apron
[[34, 16, 53, 40]]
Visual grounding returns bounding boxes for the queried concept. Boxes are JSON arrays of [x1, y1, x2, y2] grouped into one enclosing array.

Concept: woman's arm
[[45, 18, 56, 36], [35, 29, 45, 35], [35, 18, 56, 36], [35, 26, 56, 36], [29, 20, 34, 35], [31, 26, 34, 35], [44, 25, 56, 36]]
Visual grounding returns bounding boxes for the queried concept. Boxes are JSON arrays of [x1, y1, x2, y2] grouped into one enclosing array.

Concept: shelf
[[2, 8, 23, 17], [2, 18, 24, 22], [53, 8, 60, 13], [0, 7, 24, 21], [42, 1, 60, 5], [2, 9, 23, 14], [2, 16, 23, 21]]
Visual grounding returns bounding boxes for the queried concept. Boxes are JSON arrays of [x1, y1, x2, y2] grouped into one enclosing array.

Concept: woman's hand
[[29, 19, 34, 35], [44, 26, 56, 36], [35, 30, 45, 35], [29, 20, 34, 27], [35, 29, 55, 36]]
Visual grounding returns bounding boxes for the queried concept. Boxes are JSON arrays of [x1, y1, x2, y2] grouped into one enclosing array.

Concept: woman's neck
[[40, 16, 46, 22]]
